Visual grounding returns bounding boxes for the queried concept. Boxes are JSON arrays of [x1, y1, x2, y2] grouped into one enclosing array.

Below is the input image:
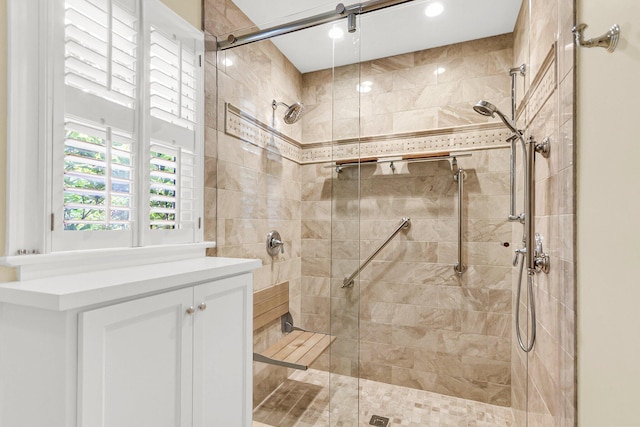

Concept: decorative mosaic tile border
[[225, 103, 303, 163], [517, 43, 558, 124], [225, 103, 511, 165], [301, 125, 511, 164]]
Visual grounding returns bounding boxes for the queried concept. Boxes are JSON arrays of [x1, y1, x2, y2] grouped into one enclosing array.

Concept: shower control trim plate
[[535, 137, 551, 158], [266, 230, 285, 257], [533, 232, 550, 274]]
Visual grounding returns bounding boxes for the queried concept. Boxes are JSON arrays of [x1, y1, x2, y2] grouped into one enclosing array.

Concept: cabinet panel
[[193, 274, 252, 427], [78, 288, 194, 427]]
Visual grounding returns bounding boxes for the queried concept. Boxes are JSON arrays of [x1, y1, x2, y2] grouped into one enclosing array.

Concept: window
[[6, 0, 204, 255], [63, 119, 135, 232], [149, 142, 196, 231]]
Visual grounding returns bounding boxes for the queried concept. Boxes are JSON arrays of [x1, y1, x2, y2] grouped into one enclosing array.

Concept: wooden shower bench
[[253, 281, 335, 370]]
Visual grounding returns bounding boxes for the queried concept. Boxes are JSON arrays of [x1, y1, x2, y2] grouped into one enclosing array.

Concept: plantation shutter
[[51, 0, 202, 252], [149, 143, 196, 230], [52, 0, 139, 251], [142, 2, 203, 246], [64, 0, 138, 108]]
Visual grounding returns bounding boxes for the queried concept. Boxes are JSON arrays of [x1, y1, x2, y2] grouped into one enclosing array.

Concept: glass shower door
[[328, 12, 363, 427]]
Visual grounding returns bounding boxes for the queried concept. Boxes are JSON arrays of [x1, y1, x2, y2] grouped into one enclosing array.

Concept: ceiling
[[229, 0, 522, 73]]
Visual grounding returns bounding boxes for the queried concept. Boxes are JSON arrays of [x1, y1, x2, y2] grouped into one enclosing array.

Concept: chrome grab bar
[[342, 217, 411, 288], [453, 167, 467, 275]]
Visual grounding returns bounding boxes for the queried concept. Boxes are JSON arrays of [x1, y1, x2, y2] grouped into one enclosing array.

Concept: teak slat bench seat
[[253, 282, 335, 370]]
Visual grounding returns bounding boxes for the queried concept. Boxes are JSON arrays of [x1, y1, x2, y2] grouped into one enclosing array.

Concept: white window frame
[[4, 0, 206, 275], [142, 3, 204, 246]]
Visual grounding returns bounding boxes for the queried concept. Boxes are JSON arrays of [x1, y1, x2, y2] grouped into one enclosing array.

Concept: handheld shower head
[[272, 100, 305, 124], [473, 100, 497, 117], [473, 100, 520, 135]]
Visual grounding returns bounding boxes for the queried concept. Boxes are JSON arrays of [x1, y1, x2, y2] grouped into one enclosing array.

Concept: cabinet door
[[193, 273, 253, 427], [78, 288, 194, 427]]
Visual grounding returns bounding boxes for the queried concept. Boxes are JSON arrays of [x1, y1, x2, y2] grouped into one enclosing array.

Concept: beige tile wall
[[511, 0, 575, 425], [299, 35, 517, 406], [302, 34, 514, 143], [203, 0, 305, 407], [302, 148, 514, 406]]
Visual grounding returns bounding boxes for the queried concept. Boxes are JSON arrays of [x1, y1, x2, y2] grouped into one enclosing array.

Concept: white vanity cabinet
[[0, 257, 259, 427], [79, 287, 196, 427]]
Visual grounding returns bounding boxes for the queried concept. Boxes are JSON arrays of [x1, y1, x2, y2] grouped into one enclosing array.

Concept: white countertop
[[0, 257, 261, 311]]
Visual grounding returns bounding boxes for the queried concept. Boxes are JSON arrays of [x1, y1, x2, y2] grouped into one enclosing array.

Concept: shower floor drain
[[369, 415, 390, 426]]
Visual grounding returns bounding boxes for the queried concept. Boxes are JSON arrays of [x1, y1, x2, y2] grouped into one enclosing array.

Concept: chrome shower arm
[[272, 100, 289, 109]]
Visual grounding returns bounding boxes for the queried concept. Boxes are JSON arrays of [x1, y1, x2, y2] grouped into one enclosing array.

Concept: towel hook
[[572, 23, 620, 53]]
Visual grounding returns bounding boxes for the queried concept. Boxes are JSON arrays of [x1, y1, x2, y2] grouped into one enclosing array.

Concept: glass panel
[[210, 1, 577, 426], [328, 15, 362, 427]]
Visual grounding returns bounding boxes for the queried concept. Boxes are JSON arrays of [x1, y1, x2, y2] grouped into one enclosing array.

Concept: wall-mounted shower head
[[473, 100, 520, 135], [272, 100, 305, 124]]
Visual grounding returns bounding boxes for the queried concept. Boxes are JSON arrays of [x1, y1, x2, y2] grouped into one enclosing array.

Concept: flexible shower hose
[[515, 253, 536, 352]]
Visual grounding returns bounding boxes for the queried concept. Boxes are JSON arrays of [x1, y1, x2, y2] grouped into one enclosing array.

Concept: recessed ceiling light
[[434, 67, 446, 75], [328, 27, 344, 40], [222, 58, 233, 67], [356, 80, 373, 93], [424, 2, 444, 17]]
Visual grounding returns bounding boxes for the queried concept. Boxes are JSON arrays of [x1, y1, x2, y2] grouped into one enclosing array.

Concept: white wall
[[159, 0, 201, 29], [0, 0, 14, 281], [576, 0, 640, 425]]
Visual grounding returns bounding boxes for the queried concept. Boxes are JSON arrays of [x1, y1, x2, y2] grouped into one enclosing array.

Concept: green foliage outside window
[[63, 130, 131, 231], [149, 150, 177, 229]]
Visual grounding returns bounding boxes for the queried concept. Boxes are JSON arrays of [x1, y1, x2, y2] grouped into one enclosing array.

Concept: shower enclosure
[[209, 0, 576, 425]]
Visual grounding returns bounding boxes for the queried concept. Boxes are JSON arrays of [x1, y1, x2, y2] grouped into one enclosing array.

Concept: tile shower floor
[[253, 369, 515, 427]]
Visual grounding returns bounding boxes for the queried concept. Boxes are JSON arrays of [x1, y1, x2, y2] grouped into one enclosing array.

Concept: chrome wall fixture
[[525, 136, 551, 276], [509, 64, 526, 121], [330, 153, 471, 173], [342, 217, 410, 288], [453, 160, 466, 276], [473, 95, 525, 223], [272, 100, 305, 124], [472, 89, 552, 351], [511, 135, 551, 352], [347, 12, 357, 33], [508, 64, 526, 222], [216, 0, 413, 51], [266, 230, 285, 256], [573, 23, 621, 53]]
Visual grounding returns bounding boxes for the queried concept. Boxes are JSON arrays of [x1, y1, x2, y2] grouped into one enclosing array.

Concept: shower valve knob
[[266, 230, 285, 256], [535, 253, 550, 274], [533, 233, 550, 274], [535, 137, 551, 158]]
